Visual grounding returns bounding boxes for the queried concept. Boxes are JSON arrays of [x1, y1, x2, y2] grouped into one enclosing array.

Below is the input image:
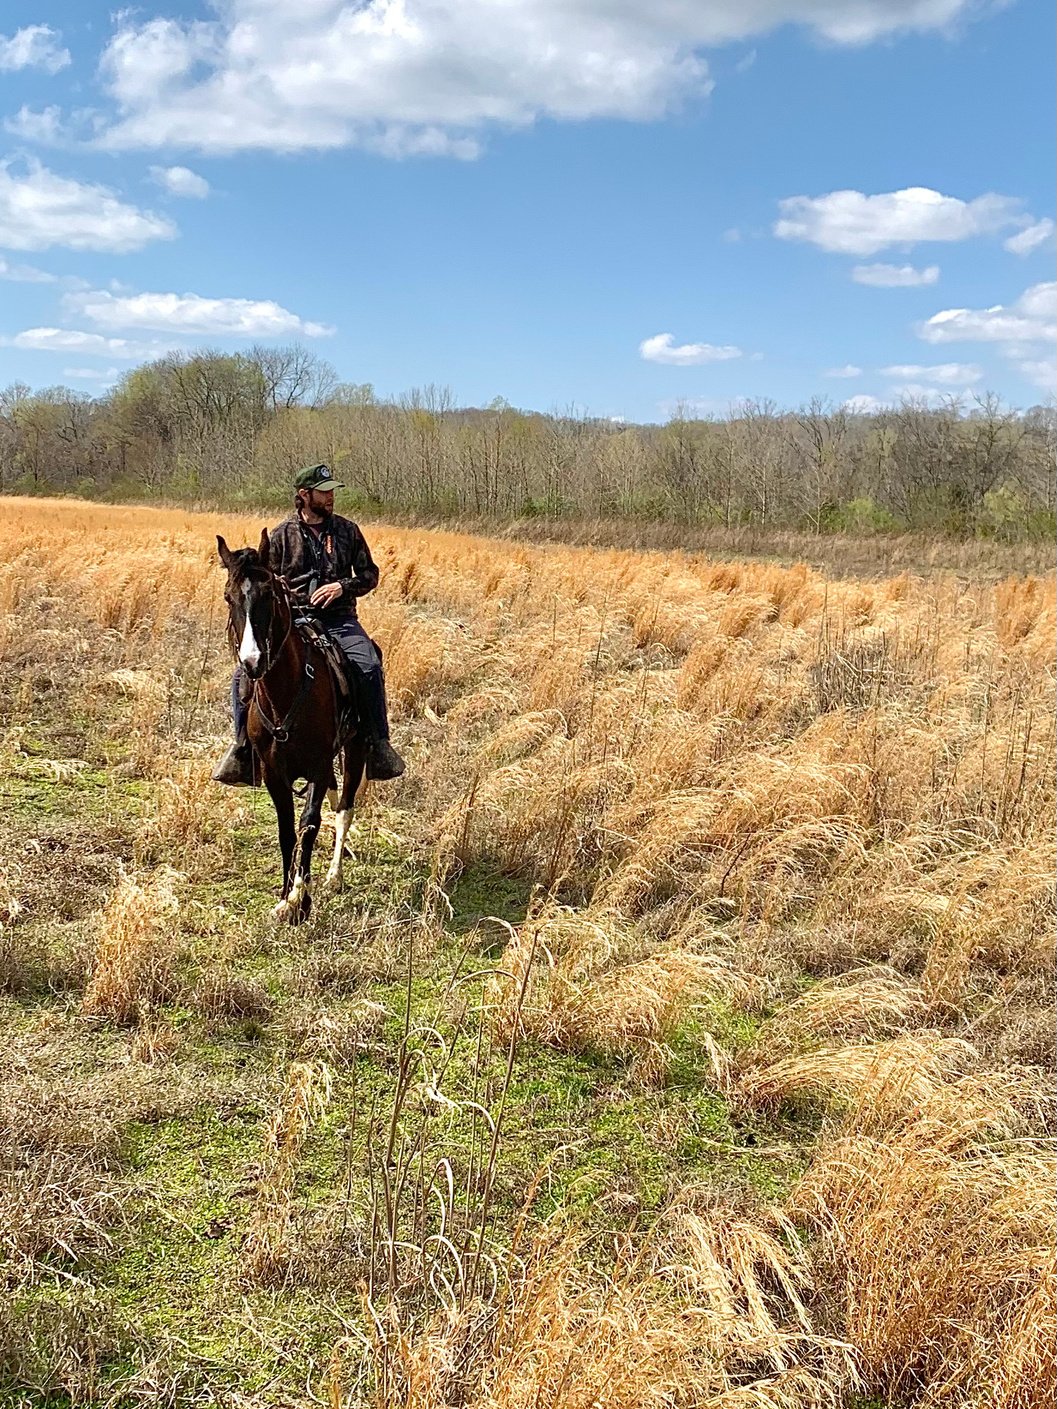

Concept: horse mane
[[227, 546, 268, 579]]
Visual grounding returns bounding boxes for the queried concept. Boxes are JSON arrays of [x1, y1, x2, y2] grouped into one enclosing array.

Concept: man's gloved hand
[[310, 582, 344, 609]]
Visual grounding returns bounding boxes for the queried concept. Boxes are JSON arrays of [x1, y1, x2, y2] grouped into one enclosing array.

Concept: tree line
[[1, 345, 1053, 539]]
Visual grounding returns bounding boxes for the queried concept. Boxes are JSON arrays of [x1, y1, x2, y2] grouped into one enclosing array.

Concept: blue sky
[[0, 0, 1053, 422]]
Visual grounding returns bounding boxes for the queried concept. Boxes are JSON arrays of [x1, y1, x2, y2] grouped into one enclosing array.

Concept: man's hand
[[310, 582, 344, 609]]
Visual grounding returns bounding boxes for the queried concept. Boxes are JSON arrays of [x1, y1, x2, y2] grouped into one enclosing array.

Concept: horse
[[217, 529, 367, 923]]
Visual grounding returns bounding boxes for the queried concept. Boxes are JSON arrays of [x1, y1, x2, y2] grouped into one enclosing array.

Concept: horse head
[[217, 530, 286, 679]]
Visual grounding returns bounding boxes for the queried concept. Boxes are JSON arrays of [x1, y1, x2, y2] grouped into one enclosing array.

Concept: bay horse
[[217, 529, 367, 924]]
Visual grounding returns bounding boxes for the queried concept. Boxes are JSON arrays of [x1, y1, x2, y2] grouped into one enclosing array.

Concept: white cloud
[[66, 288, 335, 338], [0, 255, 56, 283], [0, 159, 176, 253], [852, 262, 939, 287], [880, 362, 983, 385], [918, 282, 1057, 347], [775, 187, 1024, 256], [0, 25, 70, 74], [1012, 356, 1056, 392], [660, 396, 730, 419], [640, 332, 742, 366], [825, 364, 862, 378], [3, 105, 66, 144], [63, 366, 121, 383], [1004, 218, 1055, 256], [885, 383, 971, 405], [2, 329, 173, 359], [842, 394, 885, 414], [149, 165, 211, 199], [91, 1, 986, 156]]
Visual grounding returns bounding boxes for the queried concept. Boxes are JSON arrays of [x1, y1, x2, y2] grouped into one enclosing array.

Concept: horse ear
[[217, 535, 233, 569], [258, 527, 270, 566]]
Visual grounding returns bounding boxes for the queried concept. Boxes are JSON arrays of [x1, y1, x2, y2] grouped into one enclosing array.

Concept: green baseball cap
[[294, 463, 344, 492]]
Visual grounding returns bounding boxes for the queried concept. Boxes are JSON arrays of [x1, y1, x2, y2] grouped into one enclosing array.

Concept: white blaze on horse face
[[238, 583, 261, 670]]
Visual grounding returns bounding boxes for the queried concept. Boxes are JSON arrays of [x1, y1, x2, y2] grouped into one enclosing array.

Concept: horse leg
[[282, 778, 328, 925], [265, 771, 300, 922], [325, 737, 367, 892]]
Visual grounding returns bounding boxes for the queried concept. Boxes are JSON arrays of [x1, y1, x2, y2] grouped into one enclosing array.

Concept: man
[[212, 463, 405, 785]]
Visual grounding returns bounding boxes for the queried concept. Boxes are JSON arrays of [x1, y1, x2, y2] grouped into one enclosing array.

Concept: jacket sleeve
[[340, 524, 379, 600], [269, 521, 294, 582]]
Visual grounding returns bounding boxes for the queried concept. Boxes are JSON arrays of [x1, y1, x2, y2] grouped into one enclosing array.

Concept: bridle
[[234, 569, 317, 746]]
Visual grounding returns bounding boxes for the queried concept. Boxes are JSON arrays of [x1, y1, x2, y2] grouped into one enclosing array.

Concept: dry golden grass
[[0, 1061, 210, 1285], [488, 906, 748, 1084], [3, 500, 1053, 948], [0, 1077, 122, 1282], [745, 967, 928, 1061], [737, 1030, 1051, 1142], [793, 1116, 1055, 1408], [330, 1210, 858, 1409], [192, 968, 275, 1024], [739, 1021, 1056, 1405], [243, 1059, 332, 1284], [138, 752, 246, 873], [81, 869, 181, 1026], [1, 496, 1054, 1406]]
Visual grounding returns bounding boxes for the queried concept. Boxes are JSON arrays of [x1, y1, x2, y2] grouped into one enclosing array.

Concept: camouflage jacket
[[269, 513, 379, 621]]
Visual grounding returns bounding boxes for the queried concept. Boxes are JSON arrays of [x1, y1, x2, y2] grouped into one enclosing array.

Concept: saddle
[[292, 612, 360, 744]]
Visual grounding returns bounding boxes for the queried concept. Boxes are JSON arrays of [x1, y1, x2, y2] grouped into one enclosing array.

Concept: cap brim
[[306, 481, 344, 491]]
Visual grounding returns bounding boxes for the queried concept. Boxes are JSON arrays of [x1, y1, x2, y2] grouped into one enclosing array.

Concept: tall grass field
[[0, 497, 1053, 1408]]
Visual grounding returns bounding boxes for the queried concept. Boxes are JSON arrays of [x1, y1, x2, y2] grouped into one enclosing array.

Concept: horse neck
[[260, 583, 303, 691]]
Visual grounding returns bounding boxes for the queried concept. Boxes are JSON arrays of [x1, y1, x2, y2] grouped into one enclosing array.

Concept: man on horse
[[212, 463, 406, 786]]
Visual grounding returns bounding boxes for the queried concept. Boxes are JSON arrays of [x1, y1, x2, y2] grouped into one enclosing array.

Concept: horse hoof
[[271, 902, 310, 926], [323, 869, 344, 893], [272, 876, 312, 925]]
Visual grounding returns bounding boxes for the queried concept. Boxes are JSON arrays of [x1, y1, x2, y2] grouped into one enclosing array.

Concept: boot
[[366, 739, 405, 781], [212, 740, 256, 786], [353, 660, 404, 781]]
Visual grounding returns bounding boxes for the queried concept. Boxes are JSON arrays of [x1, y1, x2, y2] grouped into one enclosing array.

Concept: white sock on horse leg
[[326, 810, 352, 887], [272, 871, 309, 919]]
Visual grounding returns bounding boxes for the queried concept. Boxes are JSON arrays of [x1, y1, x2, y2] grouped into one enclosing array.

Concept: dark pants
[[231, 615, 391, 744]]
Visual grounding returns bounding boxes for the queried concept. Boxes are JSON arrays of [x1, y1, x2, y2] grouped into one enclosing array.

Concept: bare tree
[[249, 344, 339, 411], [0, 347, 1052, 539], [792, 397, 848, 532]]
